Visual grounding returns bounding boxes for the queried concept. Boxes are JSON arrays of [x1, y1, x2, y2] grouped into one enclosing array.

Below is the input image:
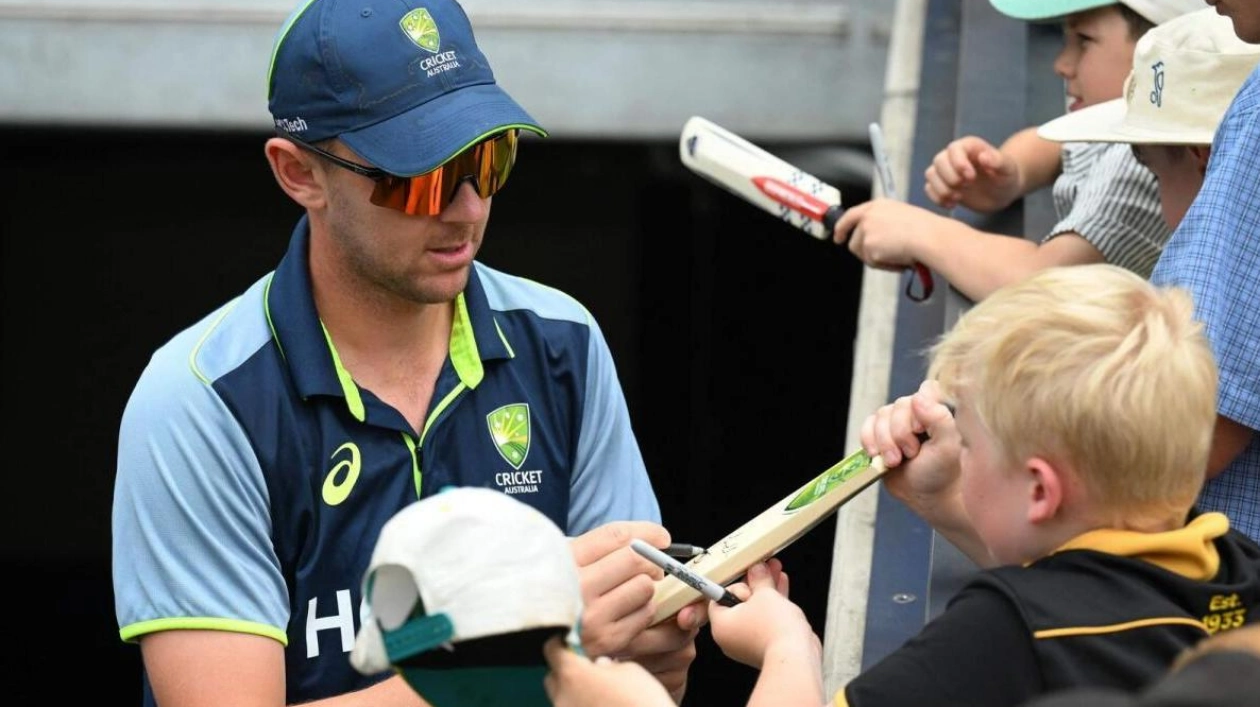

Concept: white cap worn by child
[[1038, 8, 1260, 145], [350, 486, 584, 707]]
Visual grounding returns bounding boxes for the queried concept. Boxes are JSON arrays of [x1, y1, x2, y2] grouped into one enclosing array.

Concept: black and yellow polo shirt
[[839, 512, 1260, 707]]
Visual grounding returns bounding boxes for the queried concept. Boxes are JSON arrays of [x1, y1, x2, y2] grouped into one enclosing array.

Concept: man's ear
[[1188, 145, 1211, 177], [265, 137, 326, 210], [1026, 457, 1065, 524]]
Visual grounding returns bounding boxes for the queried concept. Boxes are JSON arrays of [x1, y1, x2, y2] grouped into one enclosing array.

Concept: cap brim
[[1037, 98, 1214, 145], [989, 0, 1111, 22], [340, 83, 547, 176]]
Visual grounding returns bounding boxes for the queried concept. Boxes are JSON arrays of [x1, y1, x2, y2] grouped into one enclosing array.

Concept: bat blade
[[649, 448, 888, 625], [679, 116, 841, 239]]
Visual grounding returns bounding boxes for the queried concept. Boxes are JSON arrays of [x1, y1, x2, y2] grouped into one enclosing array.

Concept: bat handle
[[906, 264, 935, 302], [823, 205, 935, 304], [822, 204, 844, 235]]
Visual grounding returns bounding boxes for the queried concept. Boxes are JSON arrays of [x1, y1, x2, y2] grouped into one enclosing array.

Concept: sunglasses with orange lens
[[284, 129, 519, 216]]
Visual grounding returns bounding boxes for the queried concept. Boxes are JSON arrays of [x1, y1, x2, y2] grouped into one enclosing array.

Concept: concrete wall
[[0, 0, 894, 140]]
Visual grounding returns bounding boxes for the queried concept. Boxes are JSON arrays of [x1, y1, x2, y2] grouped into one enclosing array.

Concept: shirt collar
[[1053, 512, 1229, 581]]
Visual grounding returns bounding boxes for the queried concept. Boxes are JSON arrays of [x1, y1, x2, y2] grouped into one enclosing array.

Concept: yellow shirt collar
[[1053, 512, 1229, 581]]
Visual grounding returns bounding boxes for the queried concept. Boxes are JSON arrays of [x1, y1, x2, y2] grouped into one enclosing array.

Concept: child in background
[[832, 0, 1200, 302], [1037, 7, 1260, 232], [545, 263, 1260, 707], [1035, 6, 1260, 543]]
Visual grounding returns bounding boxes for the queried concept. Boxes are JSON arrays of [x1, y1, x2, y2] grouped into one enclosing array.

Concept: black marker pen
[[631, 539, 741, 607]]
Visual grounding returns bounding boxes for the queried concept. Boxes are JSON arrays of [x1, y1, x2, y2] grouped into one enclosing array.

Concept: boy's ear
[[1025, 457, 1065, 524], [1188, 145, 1211, 177]]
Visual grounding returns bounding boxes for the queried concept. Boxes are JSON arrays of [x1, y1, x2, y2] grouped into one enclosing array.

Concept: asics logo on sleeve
[[322, 442, 362, 506]]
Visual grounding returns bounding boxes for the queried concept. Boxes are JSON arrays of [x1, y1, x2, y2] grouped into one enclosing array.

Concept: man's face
[[1206, 0, 1260, 43], [319, 145, 491, 307]]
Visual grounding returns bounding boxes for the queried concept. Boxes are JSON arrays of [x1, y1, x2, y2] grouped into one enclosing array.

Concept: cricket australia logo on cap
[[488, 403, 531, 470], [400, 9, 441, 52], [400, 8, 462, 76]]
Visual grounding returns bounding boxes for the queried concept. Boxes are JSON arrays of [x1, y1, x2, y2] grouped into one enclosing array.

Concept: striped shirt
[[1152, 64, 1260, 543], [1047, 141, 1171, 277]]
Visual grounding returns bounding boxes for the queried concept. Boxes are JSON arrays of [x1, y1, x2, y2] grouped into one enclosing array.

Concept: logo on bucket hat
[[267, 0, 546, 177]]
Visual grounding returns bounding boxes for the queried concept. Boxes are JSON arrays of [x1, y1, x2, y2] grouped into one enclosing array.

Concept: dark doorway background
[[1, 126, 867, 704]]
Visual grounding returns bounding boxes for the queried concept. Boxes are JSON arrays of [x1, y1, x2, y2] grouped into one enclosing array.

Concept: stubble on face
[[320, 174, 481, 308]]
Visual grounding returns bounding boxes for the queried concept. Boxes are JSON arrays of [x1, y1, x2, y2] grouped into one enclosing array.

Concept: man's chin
[[416, 268, 473, 305]]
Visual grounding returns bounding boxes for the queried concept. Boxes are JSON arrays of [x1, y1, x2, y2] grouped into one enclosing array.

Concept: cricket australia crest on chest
[[487, 403, 545, 494]]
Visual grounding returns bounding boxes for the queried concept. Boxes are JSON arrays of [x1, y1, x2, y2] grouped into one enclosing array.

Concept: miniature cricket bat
[[649, 447, 889, 625], [679, 115, 934, 300], [680, 115, 843, 238]]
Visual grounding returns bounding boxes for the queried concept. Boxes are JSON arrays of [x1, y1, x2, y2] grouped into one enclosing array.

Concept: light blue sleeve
[[566, 314, 661, 534], [112, 314, 289, 643]]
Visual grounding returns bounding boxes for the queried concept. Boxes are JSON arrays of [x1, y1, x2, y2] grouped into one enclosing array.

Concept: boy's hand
[[833, 199, 944, 270], [543, 637, 675, 707], [860, 380, 961, 503], [924, 135, 1022, 212], [708, 559, 819, 669]]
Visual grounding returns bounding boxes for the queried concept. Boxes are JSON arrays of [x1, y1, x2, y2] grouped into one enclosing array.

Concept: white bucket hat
[[350, 486, 584, 707], [1038, 8, 1260, 145], [990, 0, 1205, 25]]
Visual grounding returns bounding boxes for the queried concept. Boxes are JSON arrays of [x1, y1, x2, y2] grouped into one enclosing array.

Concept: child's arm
[[833, 199, 1103, 303], [707, 560, 826, 707], [859, 381, 994, 567], [924, 127, 1062, 212]]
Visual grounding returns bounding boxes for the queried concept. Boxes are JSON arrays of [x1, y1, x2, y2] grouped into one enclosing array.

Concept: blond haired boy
[[833, 1, 1200, 301], [544, 264, 1260, 707]]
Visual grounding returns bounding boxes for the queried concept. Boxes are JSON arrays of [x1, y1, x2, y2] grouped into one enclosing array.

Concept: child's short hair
[[927, 264, 1216, 516]]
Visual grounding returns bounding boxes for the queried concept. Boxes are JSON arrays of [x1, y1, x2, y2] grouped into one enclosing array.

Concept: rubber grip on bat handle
[[822, 204, 844, 234], [822, 205, 935, 303]]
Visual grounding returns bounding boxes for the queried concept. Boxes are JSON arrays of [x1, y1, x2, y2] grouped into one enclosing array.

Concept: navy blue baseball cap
[[267, 0, 547, 177]]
